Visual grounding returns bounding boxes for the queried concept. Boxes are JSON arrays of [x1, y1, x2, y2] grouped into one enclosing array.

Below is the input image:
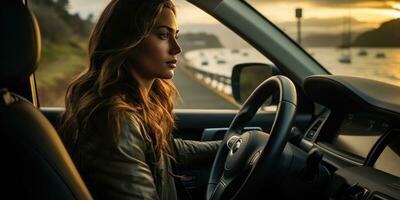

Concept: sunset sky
[[248, 0, 400, 23], [69, 0, 400, 22], [68, 0, 400, 35]]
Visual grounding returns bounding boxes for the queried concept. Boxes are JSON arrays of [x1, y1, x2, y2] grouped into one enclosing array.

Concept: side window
[[31, 0, 91, 107], [32, 0, 273, 109]]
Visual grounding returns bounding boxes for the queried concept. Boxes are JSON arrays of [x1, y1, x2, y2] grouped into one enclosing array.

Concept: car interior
[[2, 0, 399, 200], [1, 1, 92, 199]]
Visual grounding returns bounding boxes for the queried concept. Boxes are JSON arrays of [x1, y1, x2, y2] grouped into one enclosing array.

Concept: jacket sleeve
[[84, 117, 160, 200], [173, 138, 221, 167]]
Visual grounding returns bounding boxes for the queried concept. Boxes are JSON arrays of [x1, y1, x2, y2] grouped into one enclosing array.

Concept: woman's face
[[132, 7, 181, 80]]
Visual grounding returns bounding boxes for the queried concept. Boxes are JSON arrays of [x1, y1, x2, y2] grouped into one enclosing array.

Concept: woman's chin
[[159, 70, 174, 79]]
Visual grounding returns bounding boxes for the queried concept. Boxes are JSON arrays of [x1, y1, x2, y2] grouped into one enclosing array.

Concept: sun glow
[[388, 10, 400, 18], [392, 3, 400, 10]]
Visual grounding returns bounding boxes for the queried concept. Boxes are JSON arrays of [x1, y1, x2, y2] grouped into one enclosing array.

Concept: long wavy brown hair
[[60, 0, 178, 163]]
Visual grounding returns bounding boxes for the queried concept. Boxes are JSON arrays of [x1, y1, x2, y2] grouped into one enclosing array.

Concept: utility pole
[[295, 8, 302, 45]]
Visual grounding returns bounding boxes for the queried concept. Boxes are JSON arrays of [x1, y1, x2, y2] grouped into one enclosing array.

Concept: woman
[[60, 0, 220, 199]]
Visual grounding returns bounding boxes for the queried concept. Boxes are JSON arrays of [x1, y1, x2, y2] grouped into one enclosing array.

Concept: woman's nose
[[170, 38, 182, 55]]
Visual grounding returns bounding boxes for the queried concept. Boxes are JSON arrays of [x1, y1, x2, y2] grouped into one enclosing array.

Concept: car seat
[[0, 1, 92, 199]]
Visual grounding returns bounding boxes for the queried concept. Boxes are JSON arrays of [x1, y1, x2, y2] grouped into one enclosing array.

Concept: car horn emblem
[[227, 135, 242, 154]]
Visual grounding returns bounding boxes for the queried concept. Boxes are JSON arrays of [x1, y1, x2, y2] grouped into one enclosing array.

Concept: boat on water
[[201, 60, 209, 66], [358, 49, 368, 56], [231, 49, 240, 53], [376, 52, 386, 58], [217, 59, 226, 64], [339, 54, 351, 64], [338, 13, 352, 64]]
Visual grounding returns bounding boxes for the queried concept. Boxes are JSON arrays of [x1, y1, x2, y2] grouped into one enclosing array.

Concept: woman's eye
[[159, 32, 169, 39]]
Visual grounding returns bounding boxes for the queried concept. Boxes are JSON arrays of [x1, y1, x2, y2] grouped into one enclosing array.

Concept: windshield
[[245, 0, 400, 86]]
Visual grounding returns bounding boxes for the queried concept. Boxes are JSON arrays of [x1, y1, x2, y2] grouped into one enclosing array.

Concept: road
[[172, 65, 238, 109]]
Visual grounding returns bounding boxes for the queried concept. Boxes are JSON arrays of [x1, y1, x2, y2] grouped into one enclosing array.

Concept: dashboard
[[331, 113, 386, 159], [374, 132, 400, 177], [302, 75, 400, 200]]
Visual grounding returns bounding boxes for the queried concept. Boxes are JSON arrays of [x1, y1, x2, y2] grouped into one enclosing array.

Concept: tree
[[86, 13, 94, 23], [56, 0, 69, 9]]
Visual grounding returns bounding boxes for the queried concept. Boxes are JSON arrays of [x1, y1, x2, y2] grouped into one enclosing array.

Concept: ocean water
[[184, 47, 400, 87], [307, 47, 400, 86], [184, 48, 271, 77]]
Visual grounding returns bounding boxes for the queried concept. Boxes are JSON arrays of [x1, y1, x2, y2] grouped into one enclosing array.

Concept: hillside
[[353, 18, 400, 47], [178, 32, 223, 51], [297, 18, 400, 47], [30, 0, 93, 43], [30, 0, 92, 106]]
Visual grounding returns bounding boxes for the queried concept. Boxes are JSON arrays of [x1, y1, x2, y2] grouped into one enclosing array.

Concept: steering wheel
[[206, 75, 297, 200]]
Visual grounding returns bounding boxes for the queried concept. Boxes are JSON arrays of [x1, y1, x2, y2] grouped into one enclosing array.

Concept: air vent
[[305, 119, 323, 139]]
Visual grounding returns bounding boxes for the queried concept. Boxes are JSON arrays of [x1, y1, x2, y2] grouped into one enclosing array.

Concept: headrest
[[0, 0, 41, 87]]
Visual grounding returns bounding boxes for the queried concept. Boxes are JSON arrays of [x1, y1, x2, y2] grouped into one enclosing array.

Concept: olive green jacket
[[76, 113, 220, 200]]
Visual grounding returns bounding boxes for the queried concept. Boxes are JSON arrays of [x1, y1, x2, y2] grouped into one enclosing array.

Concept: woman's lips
[[167, 63, 176, 68], [166, 60, 177, 68]]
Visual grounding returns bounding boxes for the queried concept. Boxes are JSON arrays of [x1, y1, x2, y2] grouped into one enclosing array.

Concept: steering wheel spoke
[[209, 176, 234, 200]]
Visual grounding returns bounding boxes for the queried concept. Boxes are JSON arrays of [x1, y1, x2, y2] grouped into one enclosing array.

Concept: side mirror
[[231, 63, 281, 104]]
